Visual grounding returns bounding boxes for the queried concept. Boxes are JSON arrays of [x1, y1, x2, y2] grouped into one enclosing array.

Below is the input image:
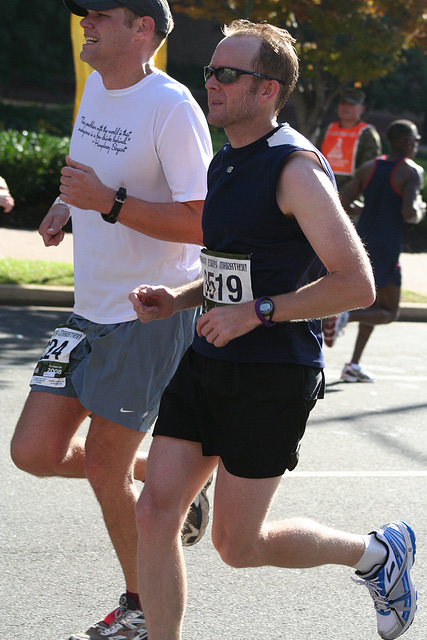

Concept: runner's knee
[[10, 430, 60, 477], [377, 307, 399, 325], [213, 535, 256, 568], [136, 486, 183, 542], [389, 307, 400, 323], [212, 524, 256, 568]]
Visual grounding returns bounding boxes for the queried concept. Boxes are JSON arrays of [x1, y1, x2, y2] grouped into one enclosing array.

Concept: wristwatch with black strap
[[101, 187, 127, 224], [255, 296, 276, 327]]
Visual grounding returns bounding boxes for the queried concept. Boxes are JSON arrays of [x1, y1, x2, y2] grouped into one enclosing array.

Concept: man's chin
[[80, 47, 95, 64], [207, 112, 225, 128]]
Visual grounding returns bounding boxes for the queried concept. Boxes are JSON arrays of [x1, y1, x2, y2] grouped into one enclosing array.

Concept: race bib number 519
[[201, 248, 253, 312]]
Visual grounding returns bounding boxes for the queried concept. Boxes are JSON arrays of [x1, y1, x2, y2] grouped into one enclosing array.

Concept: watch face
[[116, 188, 127, 203], [260, 300, 273, 315]]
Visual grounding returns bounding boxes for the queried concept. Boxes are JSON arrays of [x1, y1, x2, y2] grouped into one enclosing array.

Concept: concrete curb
[[0, 284, 426, 321], [0, 284, 74, 307]]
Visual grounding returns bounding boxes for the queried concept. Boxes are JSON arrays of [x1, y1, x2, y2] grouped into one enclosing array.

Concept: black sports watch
[[255, 296, 276, 327], [101, 187, 127, 224]]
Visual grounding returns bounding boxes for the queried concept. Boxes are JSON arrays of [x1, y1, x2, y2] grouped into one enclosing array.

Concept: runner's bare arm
[[129, 279, 203, 323], [273, 151, 375, 319], [401, 166, 425, 223], [60, 157, 204, 245]]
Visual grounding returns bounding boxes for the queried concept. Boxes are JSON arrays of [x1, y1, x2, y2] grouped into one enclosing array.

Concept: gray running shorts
[[30, 309, 198, 432]]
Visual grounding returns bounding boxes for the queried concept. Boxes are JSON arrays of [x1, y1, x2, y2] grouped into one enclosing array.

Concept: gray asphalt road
[[1, 306, 426, 640]]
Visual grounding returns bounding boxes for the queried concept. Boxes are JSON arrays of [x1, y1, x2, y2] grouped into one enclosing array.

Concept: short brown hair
[[223, 20, 299, 112], [123, 7, 168, 52]]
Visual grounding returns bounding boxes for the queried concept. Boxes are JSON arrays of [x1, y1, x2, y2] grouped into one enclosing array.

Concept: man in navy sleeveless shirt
[[129, 22, 418, 640], [337, 119, 425, 382]]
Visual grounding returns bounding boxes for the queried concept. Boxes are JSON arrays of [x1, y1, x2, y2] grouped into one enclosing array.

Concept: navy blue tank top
[[192, 124, 335, 366], [357, 156, 405, 268]]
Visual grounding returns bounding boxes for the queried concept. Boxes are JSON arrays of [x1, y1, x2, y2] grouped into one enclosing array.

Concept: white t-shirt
[[69, 69, 212, 324]]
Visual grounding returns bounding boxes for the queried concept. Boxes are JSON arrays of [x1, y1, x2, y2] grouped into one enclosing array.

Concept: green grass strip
[[0, 257, 74, 287]]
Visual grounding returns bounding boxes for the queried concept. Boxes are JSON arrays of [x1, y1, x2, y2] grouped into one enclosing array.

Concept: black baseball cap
[[339, 88, 365, 105], [63, 0, 173, 35]]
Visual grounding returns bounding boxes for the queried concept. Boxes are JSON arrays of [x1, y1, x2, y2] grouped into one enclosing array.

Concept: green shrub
[[0, 129, 70, 228]]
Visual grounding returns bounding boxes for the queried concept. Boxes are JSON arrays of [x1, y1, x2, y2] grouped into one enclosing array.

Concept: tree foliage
[[368, 47, 427, 118], [171, 0, 427, 138]]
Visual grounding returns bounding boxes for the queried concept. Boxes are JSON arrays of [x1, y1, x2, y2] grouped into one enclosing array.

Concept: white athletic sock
[[353, 534, 387, 574]]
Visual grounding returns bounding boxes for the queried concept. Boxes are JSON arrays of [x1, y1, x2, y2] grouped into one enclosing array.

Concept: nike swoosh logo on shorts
[[120, 408, 134, 413]]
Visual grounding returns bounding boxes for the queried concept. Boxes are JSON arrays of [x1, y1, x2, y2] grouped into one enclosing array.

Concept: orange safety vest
[[321, 121, 370, 176]]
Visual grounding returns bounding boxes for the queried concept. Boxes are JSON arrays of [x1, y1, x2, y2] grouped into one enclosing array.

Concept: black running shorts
[[153, 348, 324, 478]]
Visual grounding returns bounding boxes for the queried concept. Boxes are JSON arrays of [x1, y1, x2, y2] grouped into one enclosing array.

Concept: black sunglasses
[[204, 66, 282, 85]]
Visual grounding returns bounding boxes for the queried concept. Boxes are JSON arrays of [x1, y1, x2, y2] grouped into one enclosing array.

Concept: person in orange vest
[[318, 88, 381, 193]]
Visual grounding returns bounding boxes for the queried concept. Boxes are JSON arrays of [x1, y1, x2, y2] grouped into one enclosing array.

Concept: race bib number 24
[[31, 325, 86, 388]]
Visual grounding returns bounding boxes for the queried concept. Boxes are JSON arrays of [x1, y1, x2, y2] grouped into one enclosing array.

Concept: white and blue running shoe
[[353, 521, 417, 639]]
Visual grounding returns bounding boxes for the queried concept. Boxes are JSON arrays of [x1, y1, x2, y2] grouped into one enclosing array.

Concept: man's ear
[[259, 79, 280, 106], [135, 15, 155, 38]]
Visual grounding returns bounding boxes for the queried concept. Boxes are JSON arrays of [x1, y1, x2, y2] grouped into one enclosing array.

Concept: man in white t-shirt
[[10, 2, 212, 639]]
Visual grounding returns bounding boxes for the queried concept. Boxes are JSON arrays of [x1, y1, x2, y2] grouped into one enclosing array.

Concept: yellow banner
[[71, 14, 168, 123]]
